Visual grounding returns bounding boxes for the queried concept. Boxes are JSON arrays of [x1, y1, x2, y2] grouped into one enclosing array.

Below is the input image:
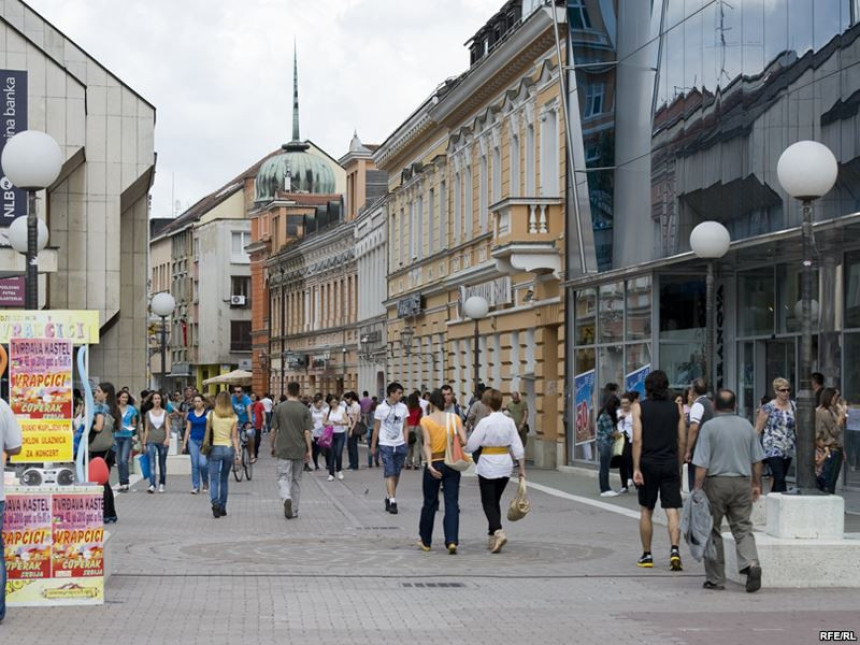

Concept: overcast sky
[[26, 0, 503, 219]]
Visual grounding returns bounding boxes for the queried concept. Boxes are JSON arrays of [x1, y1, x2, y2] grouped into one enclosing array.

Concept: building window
[[540, 108, 559, 196], [439, 180, 447, 249], [231, 276, 250, 304], [454, 173, 462, 239], [479, 155, 488, 232], [569, 0, 592, 30], [492, 145, 502, 204], [231, 231, 250, 263], [511, 134, 520, 198], [526, 124, 536, 195], [465, 164, 473, 237], [416, 194, 424, 260], [428, 187, 436, 254], [230, 320, 252, 352], [584, 83, 605, 118]]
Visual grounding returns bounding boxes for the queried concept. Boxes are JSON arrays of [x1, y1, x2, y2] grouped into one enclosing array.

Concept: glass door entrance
[[738, 338, 797, 422]]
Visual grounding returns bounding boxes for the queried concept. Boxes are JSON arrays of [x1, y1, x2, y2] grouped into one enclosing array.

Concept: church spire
[[283, 40, 309, 152], [292, 39, 300, 142]]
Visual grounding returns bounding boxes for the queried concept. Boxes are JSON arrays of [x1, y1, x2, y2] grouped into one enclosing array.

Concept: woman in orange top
[[417, 389, 468, 554]]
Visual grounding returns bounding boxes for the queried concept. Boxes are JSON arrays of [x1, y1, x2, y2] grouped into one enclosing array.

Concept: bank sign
[[1, 69, 28, 221]]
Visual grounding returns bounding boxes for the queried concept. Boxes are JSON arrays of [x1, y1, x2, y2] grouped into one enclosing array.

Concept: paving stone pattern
[[2, 454, 859, 644]]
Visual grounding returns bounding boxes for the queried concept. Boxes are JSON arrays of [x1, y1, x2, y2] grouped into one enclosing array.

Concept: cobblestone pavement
[[3, 452, 859, 644]]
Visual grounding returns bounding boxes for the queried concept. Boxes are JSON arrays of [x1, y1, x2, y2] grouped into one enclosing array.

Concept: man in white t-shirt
[[372, 382, 408, 514], [1, 398, 23, 623], [261, 393, 274, 432]]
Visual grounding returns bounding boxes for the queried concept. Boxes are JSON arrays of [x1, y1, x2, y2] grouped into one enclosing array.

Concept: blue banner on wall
[[625, 364, 651, 399], [574, 369, 596, 445], [0, 69, 28, 221]]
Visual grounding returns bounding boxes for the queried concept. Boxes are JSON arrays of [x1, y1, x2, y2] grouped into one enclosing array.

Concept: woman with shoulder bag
[[182, 394, 210, 495], [90, 382, 119, 523], [417, 389, 468, 554], [816, 387, 846, 494], [143, 391, 171, 494], [465, 388, 526, 554], [755, 377, 796, 493], [205, 391, 240, 518]]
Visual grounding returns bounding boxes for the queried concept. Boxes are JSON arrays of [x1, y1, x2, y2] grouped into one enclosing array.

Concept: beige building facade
[[374, 4, 567, 466], [0, 1, 156, 389]]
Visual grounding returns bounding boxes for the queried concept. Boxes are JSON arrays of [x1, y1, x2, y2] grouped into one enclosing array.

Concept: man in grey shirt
[[270, 381, 313, 520], [693, 388, 765, 593]]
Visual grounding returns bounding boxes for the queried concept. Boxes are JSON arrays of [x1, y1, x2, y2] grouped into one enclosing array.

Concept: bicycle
[[232, 425, 254, 482]]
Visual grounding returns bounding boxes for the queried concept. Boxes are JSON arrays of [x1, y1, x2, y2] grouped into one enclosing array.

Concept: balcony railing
[[491, 197, 563, 276]]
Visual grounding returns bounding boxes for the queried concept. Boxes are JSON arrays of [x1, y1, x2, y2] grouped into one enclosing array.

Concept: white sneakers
[[327, 475, 335, 482], [336, 471, 344, 480], [158, 484, 165, 493], [147, 485, 155, 494], [600, 490, 620, 497]]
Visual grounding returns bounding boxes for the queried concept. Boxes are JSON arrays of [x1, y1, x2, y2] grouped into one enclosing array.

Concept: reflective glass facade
[[568, 0, 860, 271]]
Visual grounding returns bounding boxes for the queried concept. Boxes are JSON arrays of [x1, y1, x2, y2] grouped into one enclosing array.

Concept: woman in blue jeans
[[417, 390, 468, 553], [143, 391, 170, 493], [205, 391, 239, 517], [182, 394, 209, 494], [114, 389, 138, 492], [323, 394, 349, 481], [596, 395, 621, 497]]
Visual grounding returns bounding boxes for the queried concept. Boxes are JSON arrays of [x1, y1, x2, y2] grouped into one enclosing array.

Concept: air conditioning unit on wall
[[230, 295, 246, 306]]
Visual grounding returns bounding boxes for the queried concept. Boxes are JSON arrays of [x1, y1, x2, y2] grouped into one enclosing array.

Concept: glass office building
[[564, 0, 860, 489]]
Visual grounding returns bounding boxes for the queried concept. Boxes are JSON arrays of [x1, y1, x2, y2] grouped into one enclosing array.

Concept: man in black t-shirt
[[632, 370, 686, 571]]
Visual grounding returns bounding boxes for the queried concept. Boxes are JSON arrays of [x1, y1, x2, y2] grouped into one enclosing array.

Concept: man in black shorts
[[632, 369, 686, 570]]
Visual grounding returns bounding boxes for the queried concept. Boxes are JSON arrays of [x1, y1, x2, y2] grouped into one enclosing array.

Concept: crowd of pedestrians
[[68, 379, 531, 554]]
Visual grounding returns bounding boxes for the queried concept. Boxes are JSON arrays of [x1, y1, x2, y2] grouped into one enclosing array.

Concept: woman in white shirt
[[310, 394, 328, 471], [464, 388, 526, 553], [616, 392, 636, 492], [323, 393, 349, 481]]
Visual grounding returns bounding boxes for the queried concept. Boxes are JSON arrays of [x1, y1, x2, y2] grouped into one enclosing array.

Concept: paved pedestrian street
[[3, 456, 859, 644]]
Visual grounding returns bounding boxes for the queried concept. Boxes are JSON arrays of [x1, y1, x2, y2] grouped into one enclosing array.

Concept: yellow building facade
[[375, 6, 567, 467]]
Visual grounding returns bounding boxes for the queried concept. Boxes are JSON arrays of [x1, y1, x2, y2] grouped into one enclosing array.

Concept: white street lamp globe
[[793, 298, 819, 322], [689, 221, 731, 259], [151, 291, 176, 317], [463, 295, 490, 320], [777, 141, 838, 200], [1, 130, 64, 190], [6, 215, 49, 254]]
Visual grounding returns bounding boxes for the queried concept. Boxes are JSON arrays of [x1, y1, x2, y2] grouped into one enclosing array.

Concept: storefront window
[[738, 270, 774, 337], [599, 345, 624, 397], [845, 252, 860, 329], [573, 347, 597, 463], [575, 288, 597, 345], [659, 276, 704, 340], [659, 275, 704, 390], [843, 333, 860, 487], [776, 263, 818, 334], [598, 282, 624, 343], [626, 276, 651, 341], [625, 343, 651, 396]]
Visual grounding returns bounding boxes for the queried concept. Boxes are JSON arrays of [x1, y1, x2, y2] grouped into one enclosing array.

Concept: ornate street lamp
[[463, 296, 489, 399], [690, 221, 731, 391], [777, 140, 838, 493], [151, 291, 176, 391], [1, 130, 64, 310]]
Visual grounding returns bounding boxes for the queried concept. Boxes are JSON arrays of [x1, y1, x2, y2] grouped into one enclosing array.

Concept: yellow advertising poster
[[10, 419, 73, 463], [0, 310, 100, 344], [3, 488, 104, 607]]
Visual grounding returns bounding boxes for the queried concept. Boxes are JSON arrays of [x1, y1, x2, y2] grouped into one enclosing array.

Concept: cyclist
[[231, 386, 254, 461]]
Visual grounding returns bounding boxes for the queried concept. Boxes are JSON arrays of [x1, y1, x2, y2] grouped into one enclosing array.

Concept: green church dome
[[255, 142, 337, 201], [254, 43, 338, 202]]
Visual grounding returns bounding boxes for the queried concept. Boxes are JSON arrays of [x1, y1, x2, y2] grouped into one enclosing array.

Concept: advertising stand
[[1, 310, 104, 606]]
